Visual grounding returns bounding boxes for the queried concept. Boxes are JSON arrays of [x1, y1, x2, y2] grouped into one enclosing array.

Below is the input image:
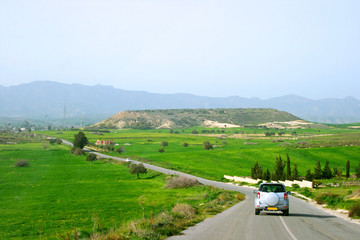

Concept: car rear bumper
[[254, 202, 289, 210]]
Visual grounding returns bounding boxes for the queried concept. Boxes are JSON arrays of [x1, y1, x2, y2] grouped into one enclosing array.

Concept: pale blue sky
[[1, 0, 359, 99]]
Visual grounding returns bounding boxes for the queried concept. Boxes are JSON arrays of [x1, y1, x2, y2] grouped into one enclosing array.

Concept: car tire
[[283, 209, 289, 216], [255, 209, 260, 215]]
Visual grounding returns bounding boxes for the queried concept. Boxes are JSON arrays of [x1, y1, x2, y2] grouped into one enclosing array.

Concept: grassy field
[[0, 136, 241, 239], [40, 125, 360, 181]]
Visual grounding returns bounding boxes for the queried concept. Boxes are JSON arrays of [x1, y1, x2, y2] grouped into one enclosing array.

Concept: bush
[[171, 204, 195, 219], [14, 160, 29, 167], [71, 147, 85, 155], [315, 192, 342, 206], [349, 204, 360, 218], [116, 147, 126, 154], [160, 141, 168, 147], [182, 142, 189, 147], [86, 153, 97, 163], [203, 141, 213, 150], [158, 148, 165, 153], [291, 184, 300, 189], [165, 175, 199, 188], [235, 193, 246, 201]]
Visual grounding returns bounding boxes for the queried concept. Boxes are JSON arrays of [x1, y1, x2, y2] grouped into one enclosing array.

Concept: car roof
[[259, 183, 285, 186]]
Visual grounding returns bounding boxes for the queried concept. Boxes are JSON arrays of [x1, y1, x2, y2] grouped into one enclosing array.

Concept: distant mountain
[[90, 108, 301, 129], [0, 81, 359, 123]]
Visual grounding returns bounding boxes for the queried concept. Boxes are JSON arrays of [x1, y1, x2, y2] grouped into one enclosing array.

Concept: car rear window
[[259, 184, 285, 192]]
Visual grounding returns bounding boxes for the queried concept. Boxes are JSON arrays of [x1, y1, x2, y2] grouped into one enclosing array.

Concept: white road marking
[[280, 216, 298, 240]]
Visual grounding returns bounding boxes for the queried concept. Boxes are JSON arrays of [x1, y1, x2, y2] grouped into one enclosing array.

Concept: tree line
[[252, 155, 360, 181]]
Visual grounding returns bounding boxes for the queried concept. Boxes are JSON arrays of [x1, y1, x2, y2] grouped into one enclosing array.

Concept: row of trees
[[251, 154, 298, 181], [252, 155, 360, 181]]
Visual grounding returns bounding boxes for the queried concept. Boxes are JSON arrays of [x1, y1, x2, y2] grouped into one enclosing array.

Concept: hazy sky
[[1, 0, 359, 99]]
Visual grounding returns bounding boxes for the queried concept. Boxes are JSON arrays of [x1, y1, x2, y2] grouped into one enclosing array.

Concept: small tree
[[286, 154, 291, 180], [203, 141, 213, 150], [160, 141, 168, 147], [129, 163, 147, 178], [116, 147, 126, 154], [86, 153, 97, 163], [251, 161, 263, 179], [183, 142, 189, 147], [322, 161, 333, 179], [158, 148, 165, 153], [293, 163, 299, 180], [273, 155, 285, 181], [333, 167, 342, 178], [192, 129, 198, 134], [314, 160, 322, 179], [355, 160, 360, 178], [262, 168, 271, 181], [346, 160, 350, 178], [73, 131, 88, 149], [305, 169, 313, 181]]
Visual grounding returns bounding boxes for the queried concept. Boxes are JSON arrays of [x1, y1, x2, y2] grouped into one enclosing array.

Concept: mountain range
[[1, 81, 359, 124]]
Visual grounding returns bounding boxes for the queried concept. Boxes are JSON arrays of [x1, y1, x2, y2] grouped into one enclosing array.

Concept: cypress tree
[[286, 154, 291, 180], [322, 161, 333, 179], [274, 155, 285, 181], [293, 163, 299, 180], [314, 160, 322, 179], [346, 160, 350, 178], [305, 169, 313, 181]]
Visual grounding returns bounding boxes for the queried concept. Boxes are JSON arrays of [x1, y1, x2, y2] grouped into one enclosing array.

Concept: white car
[[254, 183, 290, 216]]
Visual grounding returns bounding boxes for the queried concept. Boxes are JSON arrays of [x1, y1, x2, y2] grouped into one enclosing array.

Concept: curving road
[[64, 140, 360, 239]]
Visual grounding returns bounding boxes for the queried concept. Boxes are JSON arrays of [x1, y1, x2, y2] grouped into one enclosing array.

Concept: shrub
[[14, 160, 29, 167], [235, 193, 245, 201], [116, 146, 126, 154], [158, 148, 165, 153], [182, 142, 189, 147], [291, 184, 300, 189], [71, 147, 85, 155], [171, 204, 195, 219], [315, 192, 342, 206], [349, 204, 360, 218], [165, 175, 198, 188], [86, 153, 97, 163], [160, 141, 168, 147], [203, 141, 213, 150]]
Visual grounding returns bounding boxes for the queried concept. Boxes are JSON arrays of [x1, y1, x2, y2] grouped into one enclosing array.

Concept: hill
[[89, 108, 302, 129], [1, 81, 360, 123]]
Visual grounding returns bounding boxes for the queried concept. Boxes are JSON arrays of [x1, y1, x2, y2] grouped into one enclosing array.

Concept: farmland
[[41, 124, 360, 181], [0, 133, 241, 239]]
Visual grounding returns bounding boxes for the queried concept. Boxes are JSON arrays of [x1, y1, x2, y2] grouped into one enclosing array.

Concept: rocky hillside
[[89, 108, 302, 129]]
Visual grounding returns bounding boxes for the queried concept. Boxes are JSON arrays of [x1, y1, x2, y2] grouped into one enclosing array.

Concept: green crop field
[[41, 125, 360, 181], [0, 136, 239, 239]]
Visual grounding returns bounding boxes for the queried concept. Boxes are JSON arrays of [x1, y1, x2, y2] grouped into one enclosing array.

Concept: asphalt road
[[63, 141, 360, 239]]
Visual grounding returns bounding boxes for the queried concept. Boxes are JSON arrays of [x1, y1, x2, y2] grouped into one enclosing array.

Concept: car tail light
[[284, 192, 288, 200], [257, 192, 260, 199]]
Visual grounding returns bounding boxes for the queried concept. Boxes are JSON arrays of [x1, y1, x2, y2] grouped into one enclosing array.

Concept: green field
[[0, 136, 240, 239], [41, 125, 360, 181]]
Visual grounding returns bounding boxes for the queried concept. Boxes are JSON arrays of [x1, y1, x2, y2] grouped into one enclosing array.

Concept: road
[[64, 141, 360, 239]]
